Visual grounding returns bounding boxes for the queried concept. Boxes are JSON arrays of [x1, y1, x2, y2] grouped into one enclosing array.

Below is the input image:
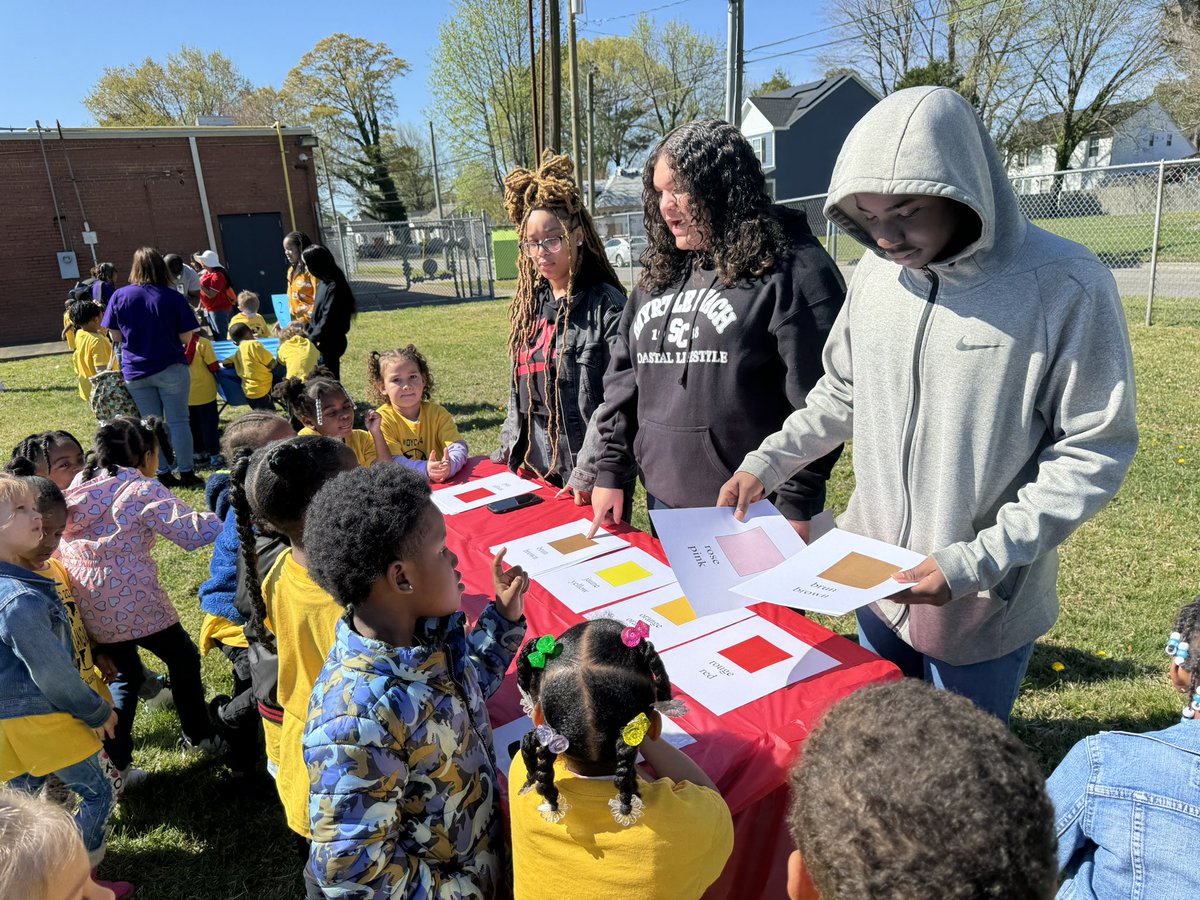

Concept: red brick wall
[[1, 132, 320, 346]]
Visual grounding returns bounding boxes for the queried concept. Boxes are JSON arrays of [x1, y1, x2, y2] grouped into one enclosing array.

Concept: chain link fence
[[780, 159, 1200, 326], [592, 211, 647, 291], [320, 215, 494, 311]]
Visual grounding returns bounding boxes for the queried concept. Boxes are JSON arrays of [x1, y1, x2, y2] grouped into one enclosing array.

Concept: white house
[[1008, 99, 1196, 194]]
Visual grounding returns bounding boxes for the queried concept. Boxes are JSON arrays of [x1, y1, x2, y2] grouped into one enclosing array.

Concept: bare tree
[[1036, 0, 1169, 175]]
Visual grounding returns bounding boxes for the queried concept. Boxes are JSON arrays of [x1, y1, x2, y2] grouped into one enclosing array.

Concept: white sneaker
[[119, 767, 148, 791]]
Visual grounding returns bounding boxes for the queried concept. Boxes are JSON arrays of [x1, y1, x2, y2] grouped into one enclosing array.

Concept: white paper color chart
[[535, 546, 676, 613], [432, 472, 543, 515], [661, 616, 838, 716], [489, 520, 627, 578], [584, 582, 755, 651]]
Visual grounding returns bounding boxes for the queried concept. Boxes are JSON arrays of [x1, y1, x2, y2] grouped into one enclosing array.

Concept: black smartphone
[[487, 493, 544, 514]]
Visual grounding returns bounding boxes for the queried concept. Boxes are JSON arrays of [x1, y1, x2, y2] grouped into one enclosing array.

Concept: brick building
[[1, 125, 322, 345]]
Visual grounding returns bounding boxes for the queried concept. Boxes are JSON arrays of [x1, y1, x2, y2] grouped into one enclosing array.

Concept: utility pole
[[587, 68, 596, 213], [567, 0, 582, 187], [725, 0, 745, 125], [429, 121, 444, 220], [548, 0, 562, 151], [733, 0, 744, 127]]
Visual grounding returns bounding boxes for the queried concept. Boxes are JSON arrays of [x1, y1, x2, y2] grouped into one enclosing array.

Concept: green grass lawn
[[1, 299, 1197, 897]]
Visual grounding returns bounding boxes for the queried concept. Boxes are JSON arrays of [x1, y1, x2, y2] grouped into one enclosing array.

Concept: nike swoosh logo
[[956, 337, 1002, 351]]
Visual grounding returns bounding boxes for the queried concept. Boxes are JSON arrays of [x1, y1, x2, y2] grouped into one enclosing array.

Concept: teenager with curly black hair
[[492, 152, 627, 498], [1047, 596, 1200, 898], [301, 464, 528, 899], [786, 678, 1057, 900], [509, 618, 732, 898], [588, 120, 845, 538]]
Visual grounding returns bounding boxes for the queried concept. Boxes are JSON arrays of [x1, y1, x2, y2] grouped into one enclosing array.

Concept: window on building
[[1085, 135, 1100, 164], [749, 135, 766, 164], [765, 179, 776, 201], [1168, 133, 1173, 146], [1149, 133, 1156, 148]]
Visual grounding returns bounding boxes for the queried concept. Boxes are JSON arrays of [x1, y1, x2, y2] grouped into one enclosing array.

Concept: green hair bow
[[528, 634, 561, 669]]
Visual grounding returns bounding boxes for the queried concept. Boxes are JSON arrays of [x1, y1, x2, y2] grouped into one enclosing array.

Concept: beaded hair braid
[[502, 152, 624, 480], [1172, 597, 1200, 716], [514, 619, 674, 826], [9, 431, 84, 477]]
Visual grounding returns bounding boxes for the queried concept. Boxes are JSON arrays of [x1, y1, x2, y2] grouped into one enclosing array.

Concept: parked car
[[604, 236, 647, 267]]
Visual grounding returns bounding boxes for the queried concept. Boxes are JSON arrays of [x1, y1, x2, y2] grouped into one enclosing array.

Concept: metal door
[[217, 213, 286, 318]]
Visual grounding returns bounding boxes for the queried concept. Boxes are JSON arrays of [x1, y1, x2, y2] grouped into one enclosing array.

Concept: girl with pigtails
[[1047, 595, 1200, 898], [492, 152, 629, 502], [273, 369, 387, 467], [510, 618, 733, 898], [224, 435, 357, 846]]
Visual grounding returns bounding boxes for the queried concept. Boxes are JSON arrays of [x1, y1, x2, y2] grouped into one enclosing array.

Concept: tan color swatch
[[818, 552, 901, 589], [548, 533, 597, 555]]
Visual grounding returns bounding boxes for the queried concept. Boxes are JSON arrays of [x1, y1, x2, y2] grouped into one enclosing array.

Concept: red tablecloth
[[440, 459, 900, 899]]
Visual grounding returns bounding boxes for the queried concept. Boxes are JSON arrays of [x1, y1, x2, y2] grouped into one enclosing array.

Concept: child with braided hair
[[509, 618, 733, 899], [8, 431, 85, 490], [227, 436, 356, 844], [367, 345, 467, 481], [275, 370, 387, 467], [302, 464, 527, 899], [1047, 596, 1200, 898], [493, 152, 628, 499]]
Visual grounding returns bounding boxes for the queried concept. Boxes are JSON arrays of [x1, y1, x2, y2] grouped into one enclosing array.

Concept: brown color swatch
[[818, 552, 901, 589], [548, 533, 598, 555]]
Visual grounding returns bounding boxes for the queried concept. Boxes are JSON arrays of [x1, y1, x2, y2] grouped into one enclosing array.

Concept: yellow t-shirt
[[229, 339, 276, 400], [0, 560, 110, 779], [261, 549, 342, 836], [40, 559, 111, 704], [277, 335, 319, 380], [188, 336, 219, 406], [297, 427, 377, 467], [63, 310, 77, 350], [508, 755, 734, 900], [230, 312, 271, 339], [199, 613, 249, 655], [73, 329, 113, 402], [376, 401, 462, 461], [288, 267, 318, 322]]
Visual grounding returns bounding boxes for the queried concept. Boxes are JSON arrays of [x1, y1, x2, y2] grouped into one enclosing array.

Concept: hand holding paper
[[715, 471, 766, 521], [887, 556, 952, 606]]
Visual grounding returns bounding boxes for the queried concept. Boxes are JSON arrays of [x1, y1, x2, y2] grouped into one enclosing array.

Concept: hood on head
[[824, 87, 1024, 272]]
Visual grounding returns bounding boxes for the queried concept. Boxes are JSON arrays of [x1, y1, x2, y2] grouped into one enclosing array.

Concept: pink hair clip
[[621, 620, 650, 648]]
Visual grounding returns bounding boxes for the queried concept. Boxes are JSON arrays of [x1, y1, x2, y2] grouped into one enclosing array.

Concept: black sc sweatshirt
[[593, 205, 845, 519]]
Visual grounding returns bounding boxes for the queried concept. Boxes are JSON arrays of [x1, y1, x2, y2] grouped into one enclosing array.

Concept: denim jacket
[[0, 562, 111, 728], [494, 280, 626, 488], [1048, 720, 1200, 899]]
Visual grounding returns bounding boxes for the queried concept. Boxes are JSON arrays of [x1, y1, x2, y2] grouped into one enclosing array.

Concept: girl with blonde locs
[[493, 152, 628, 498]]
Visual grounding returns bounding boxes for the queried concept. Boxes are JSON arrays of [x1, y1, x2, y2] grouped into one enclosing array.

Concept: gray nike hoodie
[[738, 87, 1138, 665]]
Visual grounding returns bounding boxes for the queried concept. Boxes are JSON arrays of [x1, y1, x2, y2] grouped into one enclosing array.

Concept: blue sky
[[1, 0, 829, 130]]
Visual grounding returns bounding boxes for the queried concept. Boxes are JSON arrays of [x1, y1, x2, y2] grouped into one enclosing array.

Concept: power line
[[581, 0, 697, 25]]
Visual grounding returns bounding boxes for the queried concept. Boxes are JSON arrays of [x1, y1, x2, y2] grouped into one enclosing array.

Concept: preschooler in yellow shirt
[[222, 323, 278, 411], [229, 291, 271, 338], [69, 301, 113, 403]]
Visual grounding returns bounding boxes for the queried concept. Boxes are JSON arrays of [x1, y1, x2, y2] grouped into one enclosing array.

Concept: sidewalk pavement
[[0, 341, 69, 362]]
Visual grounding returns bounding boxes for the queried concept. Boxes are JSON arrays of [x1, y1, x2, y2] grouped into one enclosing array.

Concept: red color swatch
[[718, 635, 791, 673], [458, 487, 494, 503]]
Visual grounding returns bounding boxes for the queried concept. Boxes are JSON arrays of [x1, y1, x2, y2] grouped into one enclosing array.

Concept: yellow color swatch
[[653, 596, 697, 626], [596, 560, 652, 588]]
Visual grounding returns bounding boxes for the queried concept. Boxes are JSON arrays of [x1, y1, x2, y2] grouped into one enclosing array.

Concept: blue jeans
[[99, 623, 214, 770], [856, 607, 1034, 723], [9, 751, 115, 857], [126, 363, 194, 475], [207, 308, 232, 341]]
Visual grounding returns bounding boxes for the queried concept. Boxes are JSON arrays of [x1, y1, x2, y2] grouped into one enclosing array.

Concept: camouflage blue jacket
[[304, 605, 526, 899]]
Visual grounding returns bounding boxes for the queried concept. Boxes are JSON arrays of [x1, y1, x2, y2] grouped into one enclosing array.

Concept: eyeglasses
[[519, 235, 565, 256]]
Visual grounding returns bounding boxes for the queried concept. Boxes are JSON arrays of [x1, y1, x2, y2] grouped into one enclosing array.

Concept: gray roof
[[595, 168, 643, 211], [747, 75, 865, 129]]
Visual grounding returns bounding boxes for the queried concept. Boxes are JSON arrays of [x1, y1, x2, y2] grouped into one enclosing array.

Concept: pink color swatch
[[715, 527, 787, 577]]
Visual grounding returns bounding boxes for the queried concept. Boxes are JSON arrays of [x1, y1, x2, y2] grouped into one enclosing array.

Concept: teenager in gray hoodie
[[718, 86, 1138, 721]]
